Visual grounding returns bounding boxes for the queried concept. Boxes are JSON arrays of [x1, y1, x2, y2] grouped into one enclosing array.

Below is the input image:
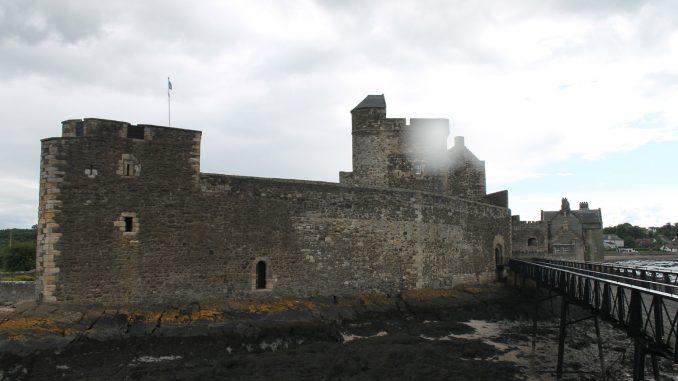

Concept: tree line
[[0, 227, 36, 272], [603, 222, 678, 249]]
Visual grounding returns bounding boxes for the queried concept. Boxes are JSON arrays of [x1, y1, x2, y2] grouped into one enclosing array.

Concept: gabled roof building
[[512, 199, 604, 261]]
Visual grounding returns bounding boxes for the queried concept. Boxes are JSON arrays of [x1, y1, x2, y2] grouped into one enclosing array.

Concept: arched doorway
[[494, 243, 507, 282], [256, 261, 267, 289], [494, 244, 503, 268]]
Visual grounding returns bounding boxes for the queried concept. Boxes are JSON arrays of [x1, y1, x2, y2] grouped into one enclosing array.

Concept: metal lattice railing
[[534, 258, 678, 291], [510, 258, 678, 363]]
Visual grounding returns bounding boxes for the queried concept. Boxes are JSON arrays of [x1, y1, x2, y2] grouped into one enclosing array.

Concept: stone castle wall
[[511, 219, 548, 258], [36, 117, 511, 305]]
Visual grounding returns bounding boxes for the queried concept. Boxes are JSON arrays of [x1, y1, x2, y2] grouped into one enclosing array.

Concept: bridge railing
[[533, 258, 678, 289], [529, 258, 678, 294], [510, 258, 678, 362]]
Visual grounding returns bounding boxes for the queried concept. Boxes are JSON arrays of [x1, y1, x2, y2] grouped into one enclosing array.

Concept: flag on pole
[[167, 77, 172, 127]]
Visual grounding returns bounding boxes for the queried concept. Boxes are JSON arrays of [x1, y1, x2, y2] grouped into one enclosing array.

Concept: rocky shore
[[1, 282, 676, 380]]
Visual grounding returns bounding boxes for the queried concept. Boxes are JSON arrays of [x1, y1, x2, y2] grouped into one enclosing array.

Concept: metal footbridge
[[509, 257, 678, 380]]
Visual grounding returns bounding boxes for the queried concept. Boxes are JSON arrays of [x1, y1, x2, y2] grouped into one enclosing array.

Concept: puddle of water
[[259, 339, 287, 352], [134, 355, 182, 363], [341, 330, 388, 343]]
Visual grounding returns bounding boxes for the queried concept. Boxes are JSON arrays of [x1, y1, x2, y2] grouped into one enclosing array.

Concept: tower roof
[[352, 94, 386, 112]]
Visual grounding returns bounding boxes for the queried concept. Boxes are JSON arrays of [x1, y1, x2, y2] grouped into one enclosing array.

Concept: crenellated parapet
[[343, 95, 493, 202]]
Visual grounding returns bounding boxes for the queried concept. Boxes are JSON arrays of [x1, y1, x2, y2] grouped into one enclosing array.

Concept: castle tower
[[343, 94, 492, 199], [444, 136, 487, 201], [348, 94, 395, 187], [35, 119, 201, 302]]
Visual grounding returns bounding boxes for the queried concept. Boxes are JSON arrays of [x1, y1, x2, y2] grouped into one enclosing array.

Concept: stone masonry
[[35, 95, 512, 305]]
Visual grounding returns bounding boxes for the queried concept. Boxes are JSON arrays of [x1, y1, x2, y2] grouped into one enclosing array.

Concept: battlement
[[346, 94, 492, 202], [60, 118, 201, 142], [351, 95, 449, 134], [511, 215, 542, 225]]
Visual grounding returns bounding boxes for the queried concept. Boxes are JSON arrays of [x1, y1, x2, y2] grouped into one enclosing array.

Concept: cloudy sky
[[1, 0, 677, 229]]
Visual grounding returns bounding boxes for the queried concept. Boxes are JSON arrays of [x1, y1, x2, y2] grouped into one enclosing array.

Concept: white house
[[660, 242, 678, 253], [603, 234, 624, 249]]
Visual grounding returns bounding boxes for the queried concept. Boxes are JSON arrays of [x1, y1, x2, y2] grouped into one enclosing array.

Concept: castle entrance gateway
[[492, 235, 507, 281], [495, 244, 507, 281], [495, 245, 503, 268]]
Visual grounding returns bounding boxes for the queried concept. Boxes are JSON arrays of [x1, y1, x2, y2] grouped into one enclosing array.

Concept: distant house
[[635, 238, 654, 248], [660, 242, 678, 253], [655, 234, 671, 244], [603, 234, 624, 249]]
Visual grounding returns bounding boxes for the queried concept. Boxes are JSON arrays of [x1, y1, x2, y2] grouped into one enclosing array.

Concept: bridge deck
[[509, 258, 678, 380]]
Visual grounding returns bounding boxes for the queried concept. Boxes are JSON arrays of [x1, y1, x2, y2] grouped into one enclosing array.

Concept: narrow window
[[414, 163, 423, 175], [527, 238, 536, 247], [124, 217, 134, 232], [256, 261, 267, 289], [125, 163, 132, 176]]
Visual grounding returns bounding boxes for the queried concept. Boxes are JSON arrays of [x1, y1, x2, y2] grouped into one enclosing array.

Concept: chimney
[[454, 136, 465, 147], [579, 202, 589, 210]]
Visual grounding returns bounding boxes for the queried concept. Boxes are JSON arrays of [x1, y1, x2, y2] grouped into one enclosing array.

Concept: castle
[[35, 94, 513, 304], [511, 198, 604, 261]]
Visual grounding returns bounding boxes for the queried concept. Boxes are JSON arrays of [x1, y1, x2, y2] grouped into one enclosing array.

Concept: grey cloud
[[0, 1, 244, 90], [640, 71, 678, 89], [0, 0, 104, 44], [553, 0, 649, 15], [2, 0, 678, 228]]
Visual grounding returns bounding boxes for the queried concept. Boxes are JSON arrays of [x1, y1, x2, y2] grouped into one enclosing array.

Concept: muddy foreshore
[[1, 282, 675, 380]]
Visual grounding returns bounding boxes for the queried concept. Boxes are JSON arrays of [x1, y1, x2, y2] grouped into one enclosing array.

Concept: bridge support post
[[556, 296, 568, 380], [651, 353, 660, 380], [594, 315, 605, 377], [633, 338, 646, 381], [531, 283, 540, 373]]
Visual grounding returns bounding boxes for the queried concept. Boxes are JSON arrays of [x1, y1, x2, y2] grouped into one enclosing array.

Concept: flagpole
[[168, 76, 171, 127]]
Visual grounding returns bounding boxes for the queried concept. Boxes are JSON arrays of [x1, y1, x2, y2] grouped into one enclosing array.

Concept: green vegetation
[[0, 227, 36, 247], [604, 222, 678, 250], [604, 223, 647, 248], [652, 223, 678, 241], [0, 242, 37, 271], [0, 227, 37, 271]]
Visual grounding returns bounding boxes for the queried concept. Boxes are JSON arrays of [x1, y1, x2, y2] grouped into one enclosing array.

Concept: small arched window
[[256, 261, 267, 290], [527, 238, 537, 247]]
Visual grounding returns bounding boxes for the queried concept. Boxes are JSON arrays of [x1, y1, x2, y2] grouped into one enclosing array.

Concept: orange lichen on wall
[[189, 308, 223, 321], [0, 318, 61, 333], [228, 299, 320, 314], [359, 293, 392, 305], [125, 310, 163, 323], [454, 285, 482, 294], [401, 288, 461, 301], [63, 327, 79, 337], [7, 334, 28, 342]]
